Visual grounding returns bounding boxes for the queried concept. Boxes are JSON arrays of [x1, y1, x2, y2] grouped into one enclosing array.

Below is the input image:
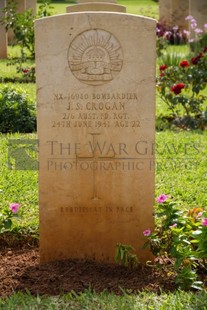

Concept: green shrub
[[144, 194, 207, 290], [0, 86, 36, 133], [157, 49, 207, 129], [0, 0, 53, 82]]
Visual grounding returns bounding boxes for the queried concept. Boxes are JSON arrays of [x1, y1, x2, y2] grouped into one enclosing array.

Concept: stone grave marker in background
[[8, 0, 36, 43], [159, 0, 189, 30], [35, 6, 156, 264], [189, 0, 207, 31], [77, 0, 117, 3], [8, 0, 26, 43], [26, 0, 37, 15], [8, 0, 36, 13], [159, 0, 172, 26], [0, 0, 7, 59], [15, 0, 26, 12], [67, 2, 126, 13], [171, 0, 189, 30]]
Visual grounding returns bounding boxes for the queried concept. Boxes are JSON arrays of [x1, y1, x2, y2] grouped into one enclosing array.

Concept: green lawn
[[1, 290, 207, 309]]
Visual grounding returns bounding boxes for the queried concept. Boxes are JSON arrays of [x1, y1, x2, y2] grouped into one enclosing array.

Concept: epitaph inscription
[[68, 29, 123, 85]]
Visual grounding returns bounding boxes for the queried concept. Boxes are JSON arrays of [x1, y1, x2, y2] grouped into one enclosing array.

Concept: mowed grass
[[0, 133, 38, 236], [119, 0, 158, 18], [1, 290, 207, 309]]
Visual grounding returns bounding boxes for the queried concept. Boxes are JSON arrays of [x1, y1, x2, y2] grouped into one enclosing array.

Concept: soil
[[0, 245, 206, 298]]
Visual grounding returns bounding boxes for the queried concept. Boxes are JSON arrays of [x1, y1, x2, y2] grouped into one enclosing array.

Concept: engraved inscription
[[60, 205, 133, 214], [68, 29, 123, 86], [52, 92, 140, 129]]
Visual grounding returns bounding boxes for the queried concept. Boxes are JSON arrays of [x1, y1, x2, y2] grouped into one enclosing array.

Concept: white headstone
[[26, 0, 36, 14], [77, 0, 117, 3], [8, 0, 26, 43], [159, 0, 189, 30], [66, 3, 126, 13], [35, 11, 156, 264], [189, 0, 207, 31]]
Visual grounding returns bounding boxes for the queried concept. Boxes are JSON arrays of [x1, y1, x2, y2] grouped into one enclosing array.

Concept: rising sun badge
[[68, 29, 123, 86]]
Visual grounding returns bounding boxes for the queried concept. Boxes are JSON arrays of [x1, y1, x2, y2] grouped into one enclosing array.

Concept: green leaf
[[191, 281, 204, 290], [183, 239, 191, 245], [4, 219, 12, 230]]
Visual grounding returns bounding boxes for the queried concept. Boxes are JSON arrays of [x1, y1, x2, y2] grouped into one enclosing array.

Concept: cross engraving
[[76, 133, 115, 200]]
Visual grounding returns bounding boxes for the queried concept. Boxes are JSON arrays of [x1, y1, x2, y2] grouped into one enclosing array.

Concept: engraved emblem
[[68, 29, 123, 86]]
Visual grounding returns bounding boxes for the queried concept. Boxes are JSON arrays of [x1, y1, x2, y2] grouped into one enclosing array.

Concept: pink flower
[[188, 17, 197, 29], [197, 212, 203, 218], [157, 194, 169, 204], [190, 22, 197, 29], [185, 15, 194, 21], [201, 218, 207, 226], [183, 29, 190, 36], [169, 223, 177, 229], [143, 229, 151, 237], [194, 28, 203, 35], [9, 203, 21, 213], [172, 25, 179, 31]]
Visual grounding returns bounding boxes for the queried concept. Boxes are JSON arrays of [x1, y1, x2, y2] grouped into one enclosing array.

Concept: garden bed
[[0, 246, 178, 298], [1, 245, 207, 298]]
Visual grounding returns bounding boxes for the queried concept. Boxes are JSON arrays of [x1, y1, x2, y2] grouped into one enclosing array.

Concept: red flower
[[180, 60, 189, 68], [204, 46, 207, 53], [171, 83, 185, 95], [160, 64, 168, 71], [22, 68, 29, 74], [191, 53, 203, 65]]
